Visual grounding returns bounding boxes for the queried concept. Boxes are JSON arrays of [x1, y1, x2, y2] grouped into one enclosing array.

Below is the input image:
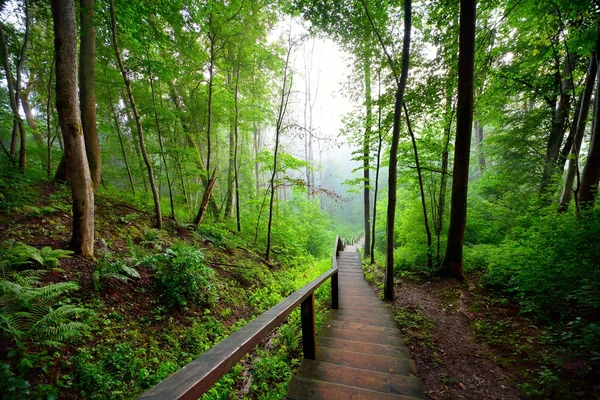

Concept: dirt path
[[391, 279, 520, 400]]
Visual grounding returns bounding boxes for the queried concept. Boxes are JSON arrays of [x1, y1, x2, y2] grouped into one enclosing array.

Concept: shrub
[[152, 243, 216, 309], [483, 210, 600, 317]]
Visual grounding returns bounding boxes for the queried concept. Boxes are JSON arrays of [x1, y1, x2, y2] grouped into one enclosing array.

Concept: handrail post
[[301, 293, 317, 360], [331, 271, 338, 310]]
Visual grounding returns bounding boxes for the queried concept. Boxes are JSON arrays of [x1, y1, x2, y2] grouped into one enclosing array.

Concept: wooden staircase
[[287, 247, 425, 399]]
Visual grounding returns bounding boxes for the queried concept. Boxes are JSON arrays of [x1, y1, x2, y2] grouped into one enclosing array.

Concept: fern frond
[[27, 282, 79, 303]]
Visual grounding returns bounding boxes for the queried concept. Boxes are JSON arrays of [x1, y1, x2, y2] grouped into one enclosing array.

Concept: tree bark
[[578, 56, 600, 210], [384, 0, 412, 301], [266, 36, 293, 261], [439, 0, 476, 281], [20, 89, 47, 167], [540, 54, 575, 197], [110, 0, 162, 229], [106, 86, 135, 195], [474, 120, 484, 176], [0, 11, 29, 173], [370, 69, 383, 264], [79, 0, 101, 191], [560, 50, 598, 211], [51, 0, 94, 257], [404, 103, 433, 269], [233, 63, 241, 232], [149, 76, 176, 220], [363, 42, 372, 258]]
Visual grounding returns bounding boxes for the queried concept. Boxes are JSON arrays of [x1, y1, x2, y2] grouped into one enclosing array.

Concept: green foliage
[[151, 243, 216, 309], [481, 210, 600, 316], [93, 259, 140, 292], [0, 269, 87, 345], [0, 161, 35, 212], [0, 241, 73, 270], [196, 223, 243, 250]]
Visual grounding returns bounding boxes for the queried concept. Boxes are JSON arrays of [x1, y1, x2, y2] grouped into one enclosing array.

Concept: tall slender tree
[[439, 0, 476, 281]]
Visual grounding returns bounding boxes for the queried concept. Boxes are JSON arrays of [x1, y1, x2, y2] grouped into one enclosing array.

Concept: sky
[[268, 18, 364, 200]]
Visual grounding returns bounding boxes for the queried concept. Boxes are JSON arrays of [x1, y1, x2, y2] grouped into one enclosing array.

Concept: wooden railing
[[138, 236, 345, 400]]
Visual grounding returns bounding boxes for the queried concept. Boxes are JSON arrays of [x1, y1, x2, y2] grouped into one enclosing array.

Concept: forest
[[0, 0, 599, 398]]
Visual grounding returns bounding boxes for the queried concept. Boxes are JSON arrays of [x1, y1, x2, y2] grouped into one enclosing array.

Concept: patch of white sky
[[266, 16, 362, 189]]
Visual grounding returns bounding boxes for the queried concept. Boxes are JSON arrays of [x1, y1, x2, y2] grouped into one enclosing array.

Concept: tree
[[51, 0, 94, 257], [266, 30, 295, 261], [109, 0, 162, 229], [79, 0, 101, 191], [559, 48, 598, 212], [438, 0, 476, 281], [360, 0, 412, 301], [578, 56, 600, 210]]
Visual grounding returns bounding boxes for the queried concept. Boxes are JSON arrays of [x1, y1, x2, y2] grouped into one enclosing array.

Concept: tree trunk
[[149, 76, 176, 220], [110, 0, 162, 229], [363, 42, 372, 258], [206, 28, 215, 175], [79, 0, 101, 191], [474, 120, 484, 176], [20, 89, 47, 167], [51, 0, 94, 257], [560, 51, 598, 212], [370, 69, 383, 265], [0, 13, 29, 173], [439, 0, 476, 281], [404, 103, 433, 269], [540, 54, 575, 197], [383, 0, 412, 302], [233, 63, 241, 232], [194, 168, 218, 228], [168, 82, 219, 215], [254, 122, 261, 197], [106, 86, 135, 195], [46, 53, 55, 180], [578, 56, 600, 210], [266, 37, 293, 261], [224, 72, 235, 219]]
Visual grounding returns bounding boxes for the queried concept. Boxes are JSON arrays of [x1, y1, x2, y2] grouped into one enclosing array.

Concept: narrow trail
[[393, 279, 520, 400]]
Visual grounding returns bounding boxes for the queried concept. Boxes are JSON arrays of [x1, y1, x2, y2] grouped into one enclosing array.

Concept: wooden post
[[301, 293, 317, 360], [331, 272, 338, 310]]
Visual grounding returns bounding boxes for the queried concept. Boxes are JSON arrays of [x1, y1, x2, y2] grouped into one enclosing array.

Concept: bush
[[482, 210, 600, 317], [152, 243, 216, 309]]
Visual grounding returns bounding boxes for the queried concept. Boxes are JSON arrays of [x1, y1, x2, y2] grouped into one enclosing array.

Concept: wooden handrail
[[138, 236, 344, 400]]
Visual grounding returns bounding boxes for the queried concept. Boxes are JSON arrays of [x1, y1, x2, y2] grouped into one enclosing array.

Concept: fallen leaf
[[459, 382, 466, 390]]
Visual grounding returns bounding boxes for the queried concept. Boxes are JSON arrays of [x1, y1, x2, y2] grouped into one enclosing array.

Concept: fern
[[0, 270, 86, 346], [1, 242, 73, 270], [93, 260, 140, 291]]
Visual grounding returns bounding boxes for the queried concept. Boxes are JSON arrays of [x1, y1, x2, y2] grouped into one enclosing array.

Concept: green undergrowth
[[0, 178, 337, 399]]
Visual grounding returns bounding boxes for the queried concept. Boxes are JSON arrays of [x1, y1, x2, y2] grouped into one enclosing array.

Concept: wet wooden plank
[[287, 376, 420, 400], [317, 347, 417, 376], [317, 337, 410, 358], [296, 360, 425, 398]]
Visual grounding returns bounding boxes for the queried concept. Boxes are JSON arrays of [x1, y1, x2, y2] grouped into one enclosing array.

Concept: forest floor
[[0, 181, 332, 399], [363, 263, 597, 400]]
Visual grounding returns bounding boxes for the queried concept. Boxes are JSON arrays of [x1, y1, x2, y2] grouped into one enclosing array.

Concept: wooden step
[[329, 309, 396, 321], [317, 336, 410, 358], [287, 376, 421, 400], [318, 326, 404, 347], [295, 359, 425, 398], [324, 320, 400, 335], [326, 315, 398, 329], [317, 347, 417, 376]]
